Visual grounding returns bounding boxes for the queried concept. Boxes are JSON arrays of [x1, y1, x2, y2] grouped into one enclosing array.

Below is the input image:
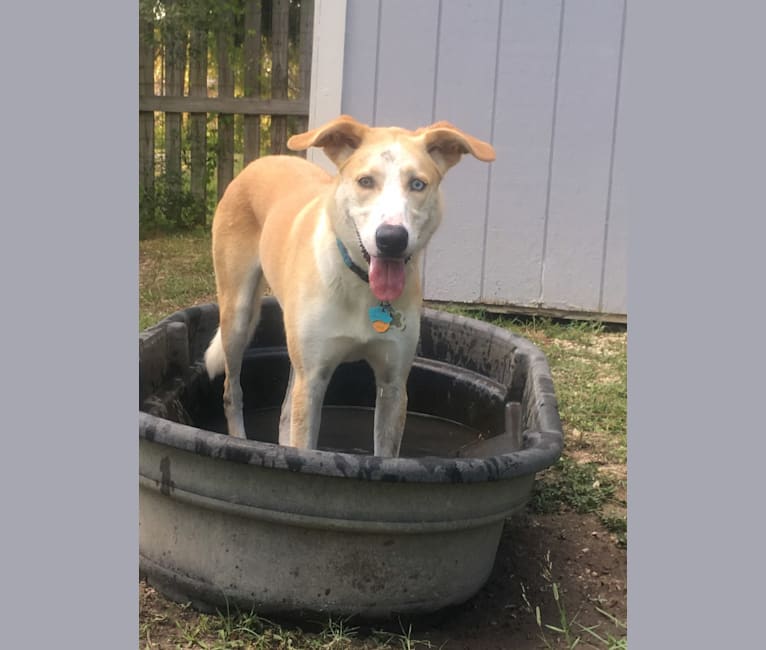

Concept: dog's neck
[[336, 237, 369, 284]]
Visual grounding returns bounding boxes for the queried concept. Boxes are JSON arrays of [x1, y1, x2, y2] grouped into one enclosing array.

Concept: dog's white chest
[[295, 292, 417, 365]]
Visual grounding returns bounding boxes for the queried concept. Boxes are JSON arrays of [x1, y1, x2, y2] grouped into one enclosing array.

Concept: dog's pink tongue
[[369, 257, 406, 302]]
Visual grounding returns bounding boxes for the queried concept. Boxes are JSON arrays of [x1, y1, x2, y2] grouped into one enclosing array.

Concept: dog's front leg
[[285, 366, 332, 450], [372, 379, 408, 457], [368, 351, 412, 457], [278, 365, 295, 446], [369, 334, 417, 457]]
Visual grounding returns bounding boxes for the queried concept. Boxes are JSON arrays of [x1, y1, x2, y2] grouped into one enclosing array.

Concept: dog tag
[[369, 303, 393, 333]]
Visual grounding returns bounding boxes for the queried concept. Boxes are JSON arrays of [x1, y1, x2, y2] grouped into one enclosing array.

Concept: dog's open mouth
[[352, 223, 406, 302], [369, 257, 406, 302]]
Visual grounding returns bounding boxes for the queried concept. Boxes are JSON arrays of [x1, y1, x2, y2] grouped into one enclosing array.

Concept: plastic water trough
[[139, 298, 563, 618]]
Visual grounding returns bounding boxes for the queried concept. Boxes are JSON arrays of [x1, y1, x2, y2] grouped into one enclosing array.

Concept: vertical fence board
[[139, 14, 155, 200], [244, 0, 262, 164], [189, 27, 208, 226], [216, 18, 235, 200], [482, 0, 562, 305], [271, 0, 290, 154], [296, 0, 314, 139], [424, 0, 501, 302], [541, 0, 625, 312], [164, 1, 186, 222]]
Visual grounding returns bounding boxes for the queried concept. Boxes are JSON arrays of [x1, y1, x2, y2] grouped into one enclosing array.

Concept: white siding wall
[[334, 0, 627, 318]]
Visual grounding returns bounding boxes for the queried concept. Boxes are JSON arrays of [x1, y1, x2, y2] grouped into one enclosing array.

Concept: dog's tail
[[203, 328, 225, 379]]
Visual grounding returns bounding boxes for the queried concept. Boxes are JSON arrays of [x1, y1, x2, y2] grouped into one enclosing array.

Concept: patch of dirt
[[405, 512, 627, 649], [139, 512, 626, 649], [567, 430, 626, 471]]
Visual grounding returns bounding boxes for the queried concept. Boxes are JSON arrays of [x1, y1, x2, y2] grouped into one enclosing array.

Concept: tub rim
[[139, 302, 563, 484]]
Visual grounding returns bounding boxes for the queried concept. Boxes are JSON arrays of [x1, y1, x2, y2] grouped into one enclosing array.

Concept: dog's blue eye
[[358, 176, 374, 188], [410, 178, 427, 192]]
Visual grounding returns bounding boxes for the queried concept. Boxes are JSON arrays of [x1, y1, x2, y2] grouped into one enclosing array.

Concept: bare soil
[[139, 511, 626, 649]]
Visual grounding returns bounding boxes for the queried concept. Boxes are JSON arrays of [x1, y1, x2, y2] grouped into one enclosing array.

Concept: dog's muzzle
[[375, 224, 409, 258]]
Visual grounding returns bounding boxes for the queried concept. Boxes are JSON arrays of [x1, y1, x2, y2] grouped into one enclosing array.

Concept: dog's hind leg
[[212, 260, 266, 438]]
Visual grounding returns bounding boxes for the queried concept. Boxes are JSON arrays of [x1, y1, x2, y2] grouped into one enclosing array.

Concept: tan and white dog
[[204, 115, 495, 457]]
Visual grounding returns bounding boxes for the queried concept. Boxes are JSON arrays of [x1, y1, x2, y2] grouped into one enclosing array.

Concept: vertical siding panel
[[424, 0, 501, 302], [600, 6, 627, 316], [482, 0, 562, 305], [336, 0, 627, 317], [542, 0, 624, 311], [341, 0, 380, 124], [601, 91, 627, 314], [374, 0, 440, 127]]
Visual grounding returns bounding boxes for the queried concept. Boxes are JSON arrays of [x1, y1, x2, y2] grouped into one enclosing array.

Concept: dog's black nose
[[375, 224, 409, 257]]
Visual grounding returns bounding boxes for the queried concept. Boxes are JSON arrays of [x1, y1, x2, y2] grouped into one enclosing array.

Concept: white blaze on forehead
[[368, 147, 410, 302], [374, 145, 408, 226]]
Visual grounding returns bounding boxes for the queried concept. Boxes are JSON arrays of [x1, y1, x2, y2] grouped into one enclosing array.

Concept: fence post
[[163, 0, 186, 223]]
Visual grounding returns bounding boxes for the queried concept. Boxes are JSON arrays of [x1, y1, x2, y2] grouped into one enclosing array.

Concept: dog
[[203, 115, 495, 457]]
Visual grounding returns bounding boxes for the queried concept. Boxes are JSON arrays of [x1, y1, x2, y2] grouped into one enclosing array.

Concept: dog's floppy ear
[[417, 121, 496, 175], [287, 115, 369, 167]]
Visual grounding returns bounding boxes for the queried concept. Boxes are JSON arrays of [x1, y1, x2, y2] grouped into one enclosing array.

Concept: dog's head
[[288, 115, 495, 302]]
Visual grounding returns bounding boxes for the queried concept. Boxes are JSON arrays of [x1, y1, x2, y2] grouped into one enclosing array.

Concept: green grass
[[514, 316, 627, 547], [521, 551, 628, 650], [139, 230, 216, 330], [495, 315, 627, 449], [530, 456, 617, 515], [140, 606, 436, 650]]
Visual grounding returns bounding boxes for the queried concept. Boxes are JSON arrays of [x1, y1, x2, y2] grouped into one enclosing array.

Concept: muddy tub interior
[[139, 298, 563, 617]]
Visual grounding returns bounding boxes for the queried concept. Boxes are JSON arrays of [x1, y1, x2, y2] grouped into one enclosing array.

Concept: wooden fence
[[139, 0, 314, 229]]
